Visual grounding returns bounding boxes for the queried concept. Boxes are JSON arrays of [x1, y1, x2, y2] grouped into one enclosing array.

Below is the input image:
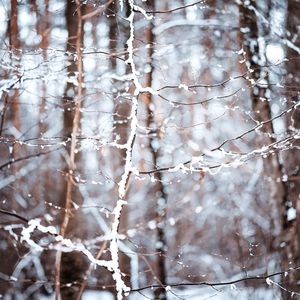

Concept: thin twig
[[0, 148, 61, 171], [130, 265, 300, 292], [144, 0, 206, 14], [0, 209, 28, 223]]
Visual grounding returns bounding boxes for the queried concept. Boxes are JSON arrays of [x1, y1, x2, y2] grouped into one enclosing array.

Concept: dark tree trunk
[[8, 0, 21, 132], [239, 0, 287, 274], [55, 2, 87, 299], [0, 1, 23, 297], [281, 0, 300, 297], [239, 0, 274, 133]]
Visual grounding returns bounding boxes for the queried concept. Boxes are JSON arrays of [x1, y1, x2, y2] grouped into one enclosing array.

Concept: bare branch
[[0, 209, 28, 223], [130, 265, 300, 293]]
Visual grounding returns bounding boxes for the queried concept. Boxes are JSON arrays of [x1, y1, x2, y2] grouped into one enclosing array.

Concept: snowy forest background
[[0, 0, 300, 299]]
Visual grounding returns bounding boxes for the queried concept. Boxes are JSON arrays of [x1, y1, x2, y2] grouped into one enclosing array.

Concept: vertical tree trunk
[[6, 0, 22, 219], [3, 0, 21, 167], [38, 0, 50, 134], [0, 1, 23, 296], [281, 0, 300, 296], [8, 0, 20, 132], [239, 1, 274, 133], [143, 1, 167, 298], [239, 0, 287, 269], [55, 1, 86, 299]]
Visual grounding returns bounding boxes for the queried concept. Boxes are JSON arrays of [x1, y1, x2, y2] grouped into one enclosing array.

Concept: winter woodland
[[0, 0, 300, 299]]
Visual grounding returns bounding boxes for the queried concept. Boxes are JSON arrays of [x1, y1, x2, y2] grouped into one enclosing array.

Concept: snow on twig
[[16, 219, 115, 270], [108, 1, 154, 299]]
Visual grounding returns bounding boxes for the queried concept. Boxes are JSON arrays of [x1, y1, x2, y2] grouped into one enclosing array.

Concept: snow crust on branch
[[108, 1, 154, 299], [17, 219, 116, 270]]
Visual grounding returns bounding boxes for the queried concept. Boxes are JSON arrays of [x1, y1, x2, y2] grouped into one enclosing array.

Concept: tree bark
[[239, 0, 287, 273], [281, 0, 300, 296], [7, 0, 21, 132], [54, 1, 86, 299]]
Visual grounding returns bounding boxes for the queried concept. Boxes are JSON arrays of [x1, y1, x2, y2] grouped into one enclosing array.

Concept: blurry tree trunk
[[0, 3, 21, 294], [239, 0, 274, 133], [8, 0, 20, 132], [39, 0, 50, 135], [37, 3, 56, 296], [7, 0, 21, 134], [9, 0, 20, 50], [40, 0, 50, 57], [239, 0, 286, 236], [54, 1, 86, 299], [143, 1, 167, 298], [2, 0, 21, 160], [28, 0, 50, 135], [63, 1, 82, 136], [281, 0, 300, 296], [28, 0, 51, 209], [6, 0, 22, 211]]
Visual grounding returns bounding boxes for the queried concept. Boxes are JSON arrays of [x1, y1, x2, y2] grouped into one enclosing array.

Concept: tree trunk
[[143, 1, 167, 298], [239, 0, 287, 272], [8, 0, 20, 132], [281, 0, 300, 296], [54, 1, 87, 299]]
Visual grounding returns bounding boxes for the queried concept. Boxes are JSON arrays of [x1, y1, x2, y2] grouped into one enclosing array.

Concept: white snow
[[287, 207, 296, 221], [266, 44, 285, 64]]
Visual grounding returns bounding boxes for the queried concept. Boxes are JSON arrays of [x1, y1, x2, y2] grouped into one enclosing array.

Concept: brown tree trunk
[[54, 1, 87, 299], [239, 1, 274, 133], [8, 0, 20, 132], [239, 0, 287, 271], [281, 0, 300, 296], [35, 0, 50, 133], [0, 1, 23, 296]]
